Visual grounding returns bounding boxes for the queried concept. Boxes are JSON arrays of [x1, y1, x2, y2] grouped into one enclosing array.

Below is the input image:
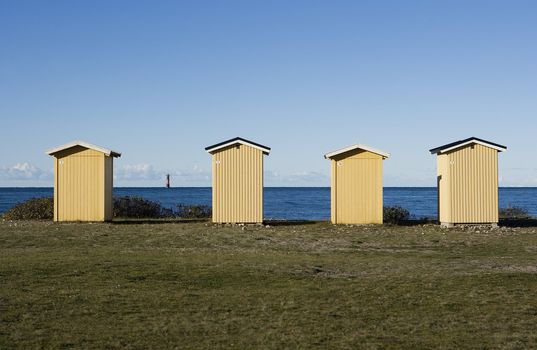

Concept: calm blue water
[[1, 187, 536, 220]]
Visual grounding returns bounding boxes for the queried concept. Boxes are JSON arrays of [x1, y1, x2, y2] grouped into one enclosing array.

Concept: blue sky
[[1, 0, 536, 187]]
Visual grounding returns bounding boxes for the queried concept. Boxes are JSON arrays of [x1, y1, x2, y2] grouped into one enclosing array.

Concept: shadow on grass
[[108, 218, 537, 227], [264, 220, 320, 226], [393, 219, 437, 226], [265, 220, 438, 227], [112, 219, 319, 226], [266, 220, 436, 227], [400, 218, 537, 228], [500, 218, 537, 227], [112, 218, 209, 225]]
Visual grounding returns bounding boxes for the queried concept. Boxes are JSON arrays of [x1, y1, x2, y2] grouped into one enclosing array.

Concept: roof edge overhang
[[46, 140, 122, 157], [324, 144, 390, 159], [205, 137, 271, 155], [429, 137, 507, 155]]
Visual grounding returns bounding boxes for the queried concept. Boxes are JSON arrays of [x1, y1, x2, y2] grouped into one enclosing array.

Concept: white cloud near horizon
[[114, 163, 211, 186], [499, 168, 537, 187], [264, 170, 329, 186], [0, 163, 53, 182], [0, 162, 536, 187], [114, 165, 330, 187], [114, 164, 162, 181]]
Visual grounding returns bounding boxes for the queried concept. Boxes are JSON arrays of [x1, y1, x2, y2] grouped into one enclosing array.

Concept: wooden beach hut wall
[[429, 137, 507, 227], [46, 141, 121, 222], [324, 144, 389, 224], [205, 137, 270, 224]]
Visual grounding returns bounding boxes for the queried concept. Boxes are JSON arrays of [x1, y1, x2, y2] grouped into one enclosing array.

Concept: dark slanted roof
[[429, 137, 507, 154], [205, 137, 271, 154]]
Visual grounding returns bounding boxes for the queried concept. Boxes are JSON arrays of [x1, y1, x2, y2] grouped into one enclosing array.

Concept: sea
[[1, 187, 536, 220]]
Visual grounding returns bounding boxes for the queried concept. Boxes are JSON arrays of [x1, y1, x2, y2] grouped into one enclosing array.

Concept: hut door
[[335, 159, 381, 224], [57, 154, 102, 221], [437, 175, 441, 223]]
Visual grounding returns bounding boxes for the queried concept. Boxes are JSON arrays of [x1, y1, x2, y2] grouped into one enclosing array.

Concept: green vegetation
[[2, 197, 212, 220], [2, 197, 53, 220], [383, 205, 411, 224], [113, 196, 165, 218], [500, 206, 531, 219], [2, 221, 537, 349], [176, 204, 212, 219], [113, 197, 212, 219]]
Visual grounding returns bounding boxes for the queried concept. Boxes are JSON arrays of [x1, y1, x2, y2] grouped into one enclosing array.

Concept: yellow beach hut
[[430, 137, 507, 227], [205, 137, 270, 224], [324, 144, 389, 224], [46, 141, 121, 222]]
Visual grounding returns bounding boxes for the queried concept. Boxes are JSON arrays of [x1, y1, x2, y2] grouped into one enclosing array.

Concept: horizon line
[[1, 186, 536, 189]]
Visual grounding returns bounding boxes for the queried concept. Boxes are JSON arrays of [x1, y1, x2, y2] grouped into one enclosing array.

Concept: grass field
[[1, 220, 537, 349]]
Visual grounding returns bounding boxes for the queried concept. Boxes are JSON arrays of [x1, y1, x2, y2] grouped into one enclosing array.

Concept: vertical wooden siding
[[437, 154, 451, 223], [331, 150, 383, 224], [104, 156, 114, 221], [53, 158, 58, 221], [54, 147, 108, 221], [330, 159, 337, 223], [438, 144, 499, 224], [212, 144, 264, 223]]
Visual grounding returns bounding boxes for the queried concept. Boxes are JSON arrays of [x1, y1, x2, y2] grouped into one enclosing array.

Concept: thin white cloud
[[0, 163, 52, 181], [2, 162, 535, 187], [172, 164, 211, 183], [499, 170, 537, 187], [114, 164, 162, 181], [115, 165, 328, 186], [384, 173, 436, 187], [114, 164, 211, 185], [265, 170, 329, 186]]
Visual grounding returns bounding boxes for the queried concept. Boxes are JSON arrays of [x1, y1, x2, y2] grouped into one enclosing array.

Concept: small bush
[[176, 204, 212, 219], [499, 206, 530, 219], [3, 197, 54, 220], [383, 205, 410, 224], [2, 196, 212, 221], [160, 207, 175, 218], [113, 196, 163, 218]]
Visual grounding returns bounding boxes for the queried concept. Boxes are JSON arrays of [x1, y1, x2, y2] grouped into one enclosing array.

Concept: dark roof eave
[[205, 137, 271, 153], [429, 137, 507, 154]]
